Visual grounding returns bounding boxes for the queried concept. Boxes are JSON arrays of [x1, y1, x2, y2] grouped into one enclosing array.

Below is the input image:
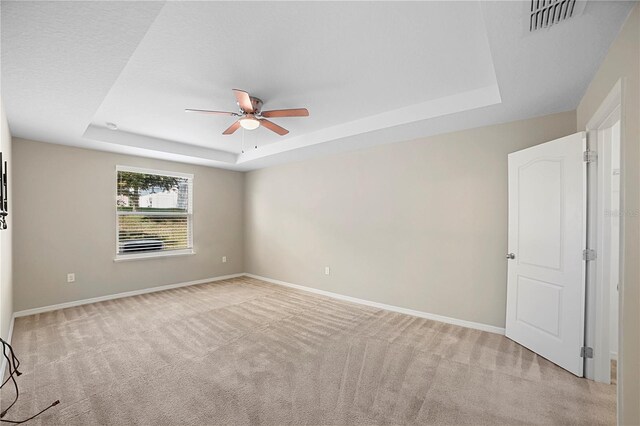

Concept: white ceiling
[[1, 1, 634, 171]]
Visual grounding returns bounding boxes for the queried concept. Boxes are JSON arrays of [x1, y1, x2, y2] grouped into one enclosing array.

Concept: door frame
[[584, 80, 623, 390]]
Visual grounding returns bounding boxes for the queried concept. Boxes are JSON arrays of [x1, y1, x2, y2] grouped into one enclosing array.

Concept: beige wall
[[244, 111, 576, 329], [577, 4, 639, 424], [0, 100, 13, 340], [13, 139, 244, 311]]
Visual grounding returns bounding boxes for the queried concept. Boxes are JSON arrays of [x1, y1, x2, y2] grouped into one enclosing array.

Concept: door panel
[[518, 159, 563, 270], [506, 132, 586, 376], [516, 276, 562, 337]]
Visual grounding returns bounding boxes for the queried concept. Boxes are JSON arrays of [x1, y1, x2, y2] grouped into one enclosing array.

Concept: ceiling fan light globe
[[239, 116, 260, 130]]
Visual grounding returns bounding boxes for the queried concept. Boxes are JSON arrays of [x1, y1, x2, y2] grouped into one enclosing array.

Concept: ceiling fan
[[185, 89, 309, 136]]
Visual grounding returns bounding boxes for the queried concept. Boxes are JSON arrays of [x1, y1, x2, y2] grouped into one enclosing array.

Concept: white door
[[506, 132, 587, 376]]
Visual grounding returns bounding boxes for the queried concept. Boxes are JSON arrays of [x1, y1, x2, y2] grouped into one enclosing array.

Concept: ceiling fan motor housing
[[240, 97, 263, 115]]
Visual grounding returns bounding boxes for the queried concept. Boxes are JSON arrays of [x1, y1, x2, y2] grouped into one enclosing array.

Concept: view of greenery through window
[[117, 170, 192, 254]]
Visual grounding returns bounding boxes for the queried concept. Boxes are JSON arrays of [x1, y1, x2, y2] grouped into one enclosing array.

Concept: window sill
[[114, 249, 195, 262]]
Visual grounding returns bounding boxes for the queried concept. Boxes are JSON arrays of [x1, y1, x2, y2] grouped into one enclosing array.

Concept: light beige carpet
[[1, 277, 615, 425]]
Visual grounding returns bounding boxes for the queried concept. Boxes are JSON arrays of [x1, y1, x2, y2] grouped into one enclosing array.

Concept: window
[[116, 166, 193, 260]]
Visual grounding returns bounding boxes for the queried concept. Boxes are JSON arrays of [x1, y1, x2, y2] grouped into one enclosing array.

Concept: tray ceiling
[[1, 1, 634, 170]]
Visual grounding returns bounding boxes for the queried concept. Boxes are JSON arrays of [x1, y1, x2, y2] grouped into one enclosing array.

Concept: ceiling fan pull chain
[[241, 128, 245, 153]]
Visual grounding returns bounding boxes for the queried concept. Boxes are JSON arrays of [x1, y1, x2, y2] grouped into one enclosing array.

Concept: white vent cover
[[529, 0, 587, 31]]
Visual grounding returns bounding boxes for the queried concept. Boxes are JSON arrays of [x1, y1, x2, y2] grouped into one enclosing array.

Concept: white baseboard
[[4, 271, 504, 380], [13, 273, 245, 318], [11, 271, 506, 336], [244, 273, 505, 335], [0, 313, 16, 381]]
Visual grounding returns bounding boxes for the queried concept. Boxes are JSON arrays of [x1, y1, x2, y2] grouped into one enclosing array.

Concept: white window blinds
[[116, 166, 193, 257]]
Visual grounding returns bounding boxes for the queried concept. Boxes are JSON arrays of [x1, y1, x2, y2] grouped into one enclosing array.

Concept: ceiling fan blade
[[261, 108, 309, 118], [185, 108, 238, 116], [260, 119, 289, 136], [233, 89, 254, 113], [222, 120, 241, 135]]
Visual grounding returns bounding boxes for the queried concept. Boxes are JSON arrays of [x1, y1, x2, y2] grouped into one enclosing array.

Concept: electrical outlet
[[67, 273, 75, 283], [324, 266, 330, 276], [222, 256, 227, 263]]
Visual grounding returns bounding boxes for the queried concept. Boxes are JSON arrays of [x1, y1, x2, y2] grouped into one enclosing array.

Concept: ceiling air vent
[[529, 0, 587, 31]]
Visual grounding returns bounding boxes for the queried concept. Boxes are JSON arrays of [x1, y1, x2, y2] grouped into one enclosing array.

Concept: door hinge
[[583, 150, 597, 163], [583, 249, 597, 261], [580, 346, 594, 358]]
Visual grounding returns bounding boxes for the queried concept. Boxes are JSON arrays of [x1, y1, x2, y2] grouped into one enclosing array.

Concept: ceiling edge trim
[[83, 124, 237, 164]]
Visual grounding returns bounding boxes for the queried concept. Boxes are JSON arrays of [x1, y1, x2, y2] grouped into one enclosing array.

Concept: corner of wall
[[0, 97, 14, 342], [240, 170, 247, 275]]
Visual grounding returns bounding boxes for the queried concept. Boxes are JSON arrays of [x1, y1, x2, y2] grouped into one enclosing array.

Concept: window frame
[[114, 165, 195, 261]]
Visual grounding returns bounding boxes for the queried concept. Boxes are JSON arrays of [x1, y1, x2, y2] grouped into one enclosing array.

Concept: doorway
[[502, 80, 623, 422], [598, 113, 620, 385], [585, 80, 623, 388], [505, 83, 623, 385]]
